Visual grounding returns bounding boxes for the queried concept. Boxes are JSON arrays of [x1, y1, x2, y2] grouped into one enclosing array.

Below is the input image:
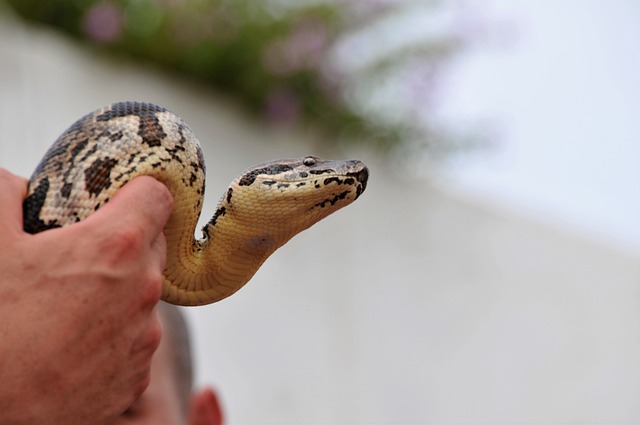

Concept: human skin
[[111, 304, 224, 425], [0, 169, 173, 425]]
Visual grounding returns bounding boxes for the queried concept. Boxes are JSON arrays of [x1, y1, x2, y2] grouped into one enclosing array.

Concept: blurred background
[[1, 0, 638, 423]]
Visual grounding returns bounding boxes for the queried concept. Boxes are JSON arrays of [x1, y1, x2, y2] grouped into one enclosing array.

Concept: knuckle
[[147, 314, 163, 352], [103, 225, 145, 263], [139, 270, 163, 307]]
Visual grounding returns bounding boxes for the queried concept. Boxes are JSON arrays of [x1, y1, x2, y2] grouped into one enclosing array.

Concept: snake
[[22, 102, 368, 306]]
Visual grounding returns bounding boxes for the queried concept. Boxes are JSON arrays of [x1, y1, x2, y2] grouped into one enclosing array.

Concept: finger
[[83, 176, 173, 247], [131, 307, 163, 359], [0, 169, 29, 236]]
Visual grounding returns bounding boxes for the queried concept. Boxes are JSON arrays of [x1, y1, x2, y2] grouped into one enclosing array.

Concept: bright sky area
[[437, 0, 640, 255]]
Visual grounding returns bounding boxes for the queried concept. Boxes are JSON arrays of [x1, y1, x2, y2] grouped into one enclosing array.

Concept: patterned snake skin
[[23, 102, 369, 306]]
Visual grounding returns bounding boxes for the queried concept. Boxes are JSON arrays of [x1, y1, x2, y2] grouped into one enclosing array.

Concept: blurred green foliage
[[4, 0, 466, 155]]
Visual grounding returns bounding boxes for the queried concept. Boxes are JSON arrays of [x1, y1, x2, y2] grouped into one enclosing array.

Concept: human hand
[[0, 169, 173, 425]]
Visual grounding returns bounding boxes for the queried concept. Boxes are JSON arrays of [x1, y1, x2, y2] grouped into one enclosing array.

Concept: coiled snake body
[[23, 102, 368, 306]]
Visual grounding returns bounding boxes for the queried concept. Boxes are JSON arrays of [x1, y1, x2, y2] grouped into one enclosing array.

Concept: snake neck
[[160, 156, 368, 306], [162, 200, 286, 306]]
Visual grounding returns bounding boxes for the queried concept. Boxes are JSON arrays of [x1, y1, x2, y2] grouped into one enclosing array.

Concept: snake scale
[[23, 102, 368, 306]]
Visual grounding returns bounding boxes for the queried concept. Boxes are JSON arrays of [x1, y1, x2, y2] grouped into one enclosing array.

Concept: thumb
[[0, 169, 29, 238], [81, 176, 173, 246]]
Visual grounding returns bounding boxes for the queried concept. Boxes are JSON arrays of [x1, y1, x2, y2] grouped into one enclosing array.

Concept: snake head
[[218, 155, 368, 247]]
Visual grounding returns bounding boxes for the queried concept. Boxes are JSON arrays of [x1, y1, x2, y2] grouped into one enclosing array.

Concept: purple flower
[[262, 18, 329, 76], [82, 2, 124, 43], [265, 88, 301, 127]]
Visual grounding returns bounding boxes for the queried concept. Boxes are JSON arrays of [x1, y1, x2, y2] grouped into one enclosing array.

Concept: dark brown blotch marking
[[70, 138, 90, 159], [309, 169, 334, 175], [202, 206, 227, 241], [84, 157, 119, 196], [61, 138, 91, 199], [80, 144, 98, 162], [188, 172, 197, 187], [61, 182, 73, 199], [177, 123, 188, 145], [138, 114, 166, 147], [166, 145, 186, 163], [314, 190, 350, 209], [95, 102, 168, 148], [238, 164, 293, 186], [23, 177, 61, 234], [210, 206, 226, 226], [98, 129, 124, 142]]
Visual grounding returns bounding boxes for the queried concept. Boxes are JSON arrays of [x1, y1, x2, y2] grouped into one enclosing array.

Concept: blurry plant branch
[[3, 0, 474, 157]]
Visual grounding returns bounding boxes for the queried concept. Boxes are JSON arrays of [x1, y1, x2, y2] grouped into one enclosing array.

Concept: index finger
[[81, 176, 174, 246], [0, 169, 29, 237]]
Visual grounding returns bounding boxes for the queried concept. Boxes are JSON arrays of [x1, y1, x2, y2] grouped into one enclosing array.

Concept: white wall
[[1, 14, 638, 423]]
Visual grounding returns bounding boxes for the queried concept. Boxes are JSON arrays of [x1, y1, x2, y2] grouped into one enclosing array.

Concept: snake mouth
[[346, 164, 368, 199], [354, 166, 369, 189]]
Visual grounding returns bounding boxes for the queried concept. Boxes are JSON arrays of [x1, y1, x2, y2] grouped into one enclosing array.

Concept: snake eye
[[303, 156, 317, 166]]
